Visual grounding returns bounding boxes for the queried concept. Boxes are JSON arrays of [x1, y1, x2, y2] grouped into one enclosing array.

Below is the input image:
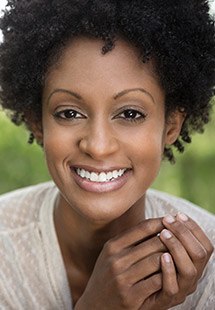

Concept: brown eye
[[117, 109, 146, 122], [124, 109, 141, 119], [54, 109, 85, 120]]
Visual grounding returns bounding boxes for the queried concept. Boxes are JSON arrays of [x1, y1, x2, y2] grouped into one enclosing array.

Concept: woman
[[0, 0, 214, 309]]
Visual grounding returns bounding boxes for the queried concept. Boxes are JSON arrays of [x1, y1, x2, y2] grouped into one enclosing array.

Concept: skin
[[31, 37, 213, 309]]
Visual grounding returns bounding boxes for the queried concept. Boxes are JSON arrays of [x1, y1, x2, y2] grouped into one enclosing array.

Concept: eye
[[116, 109, 147, 122], [54, 109, 85, 120]]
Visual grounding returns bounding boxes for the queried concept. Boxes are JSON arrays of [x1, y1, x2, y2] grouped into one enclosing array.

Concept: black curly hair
[[0, 0, 214, 162]]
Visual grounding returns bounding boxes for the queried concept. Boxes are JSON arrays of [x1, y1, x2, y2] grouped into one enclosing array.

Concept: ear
[[164, 110, 185, 145], [25, 113, 43, 145], [30, 121, 43, 145]]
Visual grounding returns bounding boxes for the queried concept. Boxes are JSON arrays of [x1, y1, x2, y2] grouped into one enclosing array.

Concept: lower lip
[[71, 169, 132, 193]]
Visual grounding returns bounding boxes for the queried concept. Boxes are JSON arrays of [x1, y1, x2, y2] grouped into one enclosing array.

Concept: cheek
[[133, 137, 163, 172], [42, 124, 74, 176], [42, 119, 74, 156], [126, 123, 165, 160], [126, 125, 165, 180]]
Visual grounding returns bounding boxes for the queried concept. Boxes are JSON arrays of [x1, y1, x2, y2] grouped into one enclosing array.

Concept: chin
[[64, 188, 145, 225]]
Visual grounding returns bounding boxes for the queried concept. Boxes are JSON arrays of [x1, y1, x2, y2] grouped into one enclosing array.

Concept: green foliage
[[153, 105, 215, 214], [0, 107, 214, 214], [0, 112, 50, 193]]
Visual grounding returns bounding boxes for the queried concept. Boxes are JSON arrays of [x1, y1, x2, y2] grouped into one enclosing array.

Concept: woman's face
[[39, 37, 182, 223]]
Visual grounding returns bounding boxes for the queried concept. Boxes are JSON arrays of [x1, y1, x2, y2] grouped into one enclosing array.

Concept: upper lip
[[71, 165, 131, 173]]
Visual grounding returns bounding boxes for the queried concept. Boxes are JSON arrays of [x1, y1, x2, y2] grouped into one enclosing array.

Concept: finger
[[163, 215, 209, 277], [134, 235, 167, 256], [104, 235, 167, 277], [160, 229, 197, 290], [176, 212, 214, 256], [161, 253, 179, 297], [120, 235, 167, 269], [133, 273, 162, 302], [142, 253, 180, 310], [122, 252, 162, 284], [106, 218, 164, 253]]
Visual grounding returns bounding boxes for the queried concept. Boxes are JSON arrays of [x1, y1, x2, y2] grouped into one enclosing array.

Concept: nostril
[[78, 134, 120, 159]]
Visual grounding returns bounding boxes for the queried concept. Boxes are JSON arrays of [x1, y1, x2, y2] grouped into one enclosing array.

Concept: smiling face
[[36, 37, 183, 224]]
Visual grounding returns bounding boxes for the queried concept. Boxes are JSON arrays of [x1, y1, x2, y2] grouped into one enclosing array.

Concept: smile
[[72, 166, 132, 193], [75, 168, 127, 183]]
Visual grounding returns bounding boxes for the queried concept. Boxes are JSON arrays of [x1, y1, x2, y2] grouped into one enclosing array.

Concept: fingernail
[[163, 253, 171, 263], [177, 212, 188, 222], [161, 229, 172, 239], [164, 215, 175, 224]]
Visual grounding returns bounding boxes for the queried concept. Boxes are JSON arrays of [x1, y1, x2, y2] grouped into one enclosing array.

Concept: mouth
[[71, 166, 132, 193], [75, 167, 128, 183]]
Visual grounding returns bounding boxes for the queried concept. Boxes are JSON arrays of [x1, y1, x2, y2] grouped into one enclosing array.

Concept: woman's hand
[[141, 213, 214, 310], [75, 218, 167, 310], [75, 214, 214, 310]]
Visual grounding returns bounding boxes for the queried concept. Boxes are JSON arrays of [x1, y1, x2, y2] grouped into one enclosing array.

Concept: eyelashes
[[54, 109, 85, 120], [53, 108, 147, 123], [115, 109, 147, 123]]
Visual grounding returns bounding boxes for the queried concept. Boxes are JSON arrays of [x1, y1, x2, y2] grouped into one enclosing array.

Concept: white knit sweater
[[0, 182, 214, 309]]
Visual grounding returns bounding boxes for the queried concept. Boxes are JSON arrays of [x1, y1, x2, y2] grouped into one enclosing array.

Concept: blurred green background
[[0, 105, 215, 214]]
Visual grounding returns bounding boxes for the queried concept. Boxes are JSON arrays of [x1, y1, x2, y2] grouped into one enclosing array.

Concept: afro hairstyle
[[0, 0, 215, 162]]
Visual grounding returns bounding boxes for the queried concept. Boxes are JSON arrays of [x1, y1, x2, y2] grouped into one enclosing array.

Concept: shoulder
[[0, 181, 57, 232], [146, 188, 215, 224], [0, 182, 62, 308]]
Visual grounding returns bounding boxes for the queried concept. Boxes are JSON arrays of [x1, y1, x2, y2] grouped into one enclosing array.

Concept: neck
[[54, 194, 146, 274]]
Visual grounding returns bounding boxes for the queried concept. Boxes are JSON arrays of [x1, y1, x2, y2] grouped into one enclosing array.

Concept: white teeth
[[76, 168, 127, 182], [112, 170, 118, 178], [91, 172, 98, 182], [86, 171, 91, 179], [98, 172, 107, 182], [107, 172, 112, 180], [80, 169, 85, 178]]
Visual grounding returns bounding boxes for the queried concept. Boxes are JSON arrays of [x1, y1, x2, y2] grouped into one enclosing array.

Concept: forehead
[[49, 36, 155, 74], [43, 36, 164, 104]]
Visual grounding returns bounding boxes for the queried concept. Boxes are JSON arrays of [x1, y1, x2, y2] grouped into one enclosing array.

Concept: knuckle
[[151, 253, 162, 268], [120, 300, 131, 309], [138, 218, 162, 235], [189, 283, 197, 294], [149, 274, 162, 291], [167, 234, 178, 246], [153, 235, 164, 247], [171, 295, 186, 306], [165, 286, 179, 297], [173, 221, 188, 236], [185, 266, 197, 279], [150, 236, 167, 252], [139, 219, 153, 234], [177, 295, 186, 304], [208, 242, 214, 256], [193, 247, 207, 262], [186, 220, 198, 231], [104, 239, 118, 256], [115, 274, 126, 290], [109, 257, 123, 274], [114, 281, 131, 308], [119, 297, 131, 309]]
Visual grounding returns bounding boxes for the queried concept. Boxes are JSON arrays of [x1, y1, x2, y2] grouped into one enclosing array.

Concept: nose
[[78, 122, 120, 160]]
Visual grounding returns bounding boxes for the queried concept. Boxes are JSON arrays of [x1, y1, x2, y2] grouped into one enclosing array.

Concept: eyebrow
[[114, 88, 155, 103], [47, 89, 82, 104], [47, 87, 155, 104]]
